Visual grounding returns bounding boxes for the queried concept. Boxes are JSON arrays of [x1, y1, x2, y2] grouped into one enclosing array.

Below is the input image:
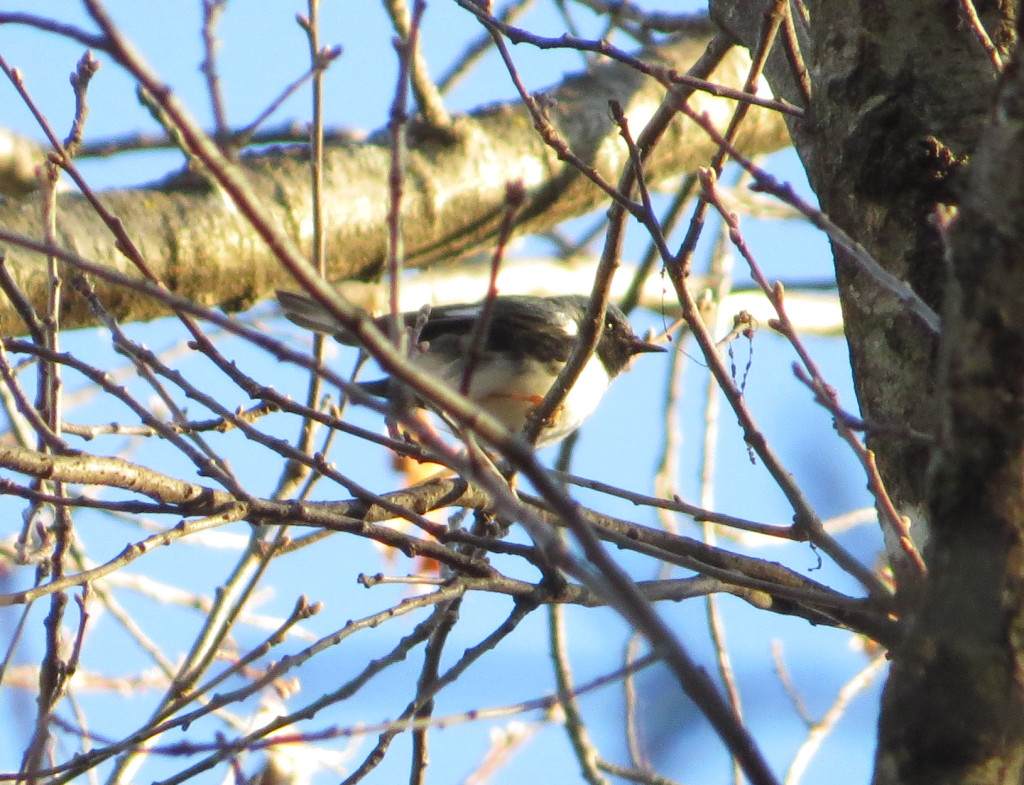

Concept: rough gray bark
[[713, 0, 1024, 782], [0, 35, 789, 335], [876, 27, 1024, 784]]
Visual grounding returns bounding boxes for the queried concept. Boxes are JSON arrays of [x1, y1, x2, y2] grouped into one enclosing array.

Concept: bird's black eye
[[605, 320, 614, 330]]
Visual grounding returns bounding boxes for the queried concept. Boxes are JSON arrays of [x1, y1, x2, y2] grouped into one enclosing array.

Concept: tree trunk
[[713, 0, 1024, 781]]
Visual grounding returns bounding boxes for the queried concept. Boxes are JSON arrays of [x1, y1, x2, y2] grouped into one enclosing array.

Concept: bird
[[277, 290, 666, 447]]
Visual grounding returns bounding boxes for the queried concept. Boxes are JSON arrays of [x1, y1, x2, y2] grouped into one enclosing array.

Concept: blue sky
[[0, 3, 884, 784]]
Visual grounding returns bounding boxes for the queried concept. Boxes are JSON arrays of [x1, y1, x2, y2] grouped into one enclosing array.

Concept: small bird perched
[[277, 291, 666, 447]]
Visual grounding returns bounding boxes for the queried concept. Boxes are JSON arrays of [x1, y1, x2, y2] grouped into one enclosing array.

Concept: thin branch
[[384, 0, 451, 127]]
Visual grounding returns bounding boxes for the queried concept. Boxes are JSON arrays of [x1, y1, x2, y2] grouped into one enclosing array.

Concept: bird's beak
[[629, 337, 668, 355]]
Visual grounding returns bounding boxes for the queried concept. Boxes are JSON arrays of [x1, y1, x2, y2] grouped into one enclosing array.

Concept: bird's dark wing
[[280, 290, 586, 365], [277, 290, 482, 345], [404, 296, 583, 365], [408, 304, 485, 343]]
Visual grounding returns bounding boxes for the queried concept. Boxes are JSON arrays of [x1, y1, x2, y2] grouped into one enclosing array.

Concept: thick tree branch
[[0, 32, 790, 334]]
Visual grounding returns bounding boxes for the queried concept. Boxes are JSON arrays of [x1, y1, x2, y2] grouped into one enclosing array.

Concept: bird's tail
[[357, 378, 392, 398], [277, 290, 357, 343]]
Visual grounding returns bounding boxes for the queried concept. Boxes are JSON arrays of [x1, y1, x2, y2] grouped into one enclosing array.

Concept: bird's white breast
[[414, 350, 612, 446]]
